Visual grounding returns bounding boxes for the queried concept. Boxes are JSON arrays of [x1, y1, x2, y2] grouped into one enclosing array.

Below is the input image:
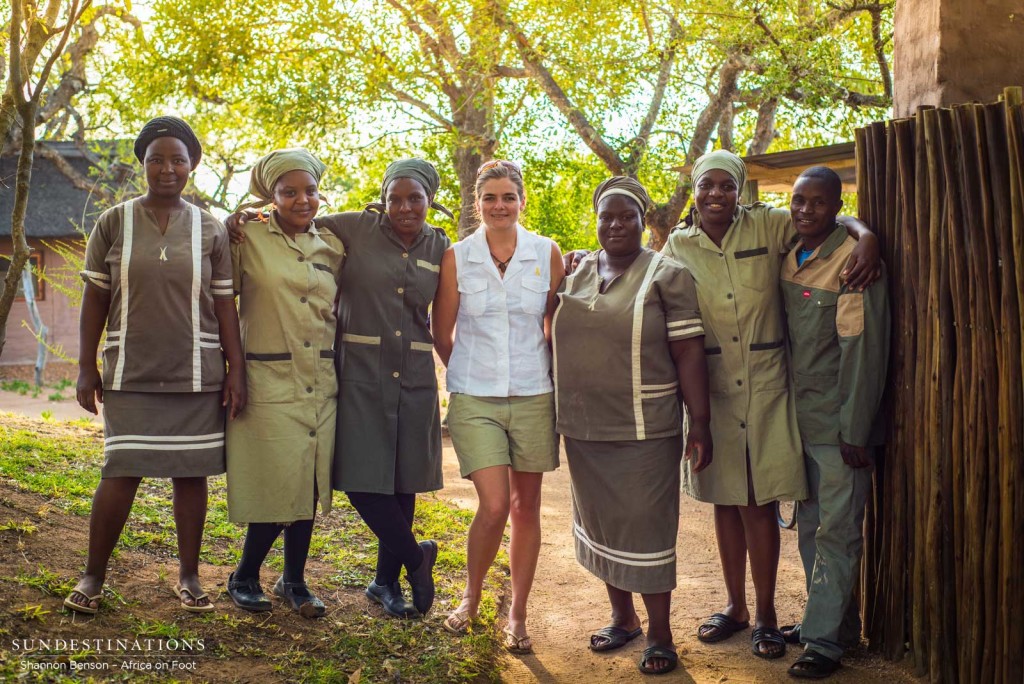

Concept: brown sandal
[[503, 626, 533, 654]]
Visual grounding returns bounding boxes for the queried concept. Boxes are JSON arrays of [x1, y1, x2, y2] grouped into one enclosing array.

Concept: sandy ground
[[0, 389, 98, 422], [0, 390, 919, 683], [438, 445, 919, 684]]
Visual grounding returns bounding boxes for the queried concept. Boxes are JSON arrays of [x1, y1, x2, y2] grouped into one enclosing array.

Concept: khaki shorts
[[447, 392, 559, 478]]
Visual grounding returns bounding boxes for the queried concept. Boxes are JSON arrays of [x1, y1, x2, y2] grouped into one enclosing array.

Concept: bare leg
[[698, 503, 751, 639], [172, 477, 210, 608], [640, 591, 675, 672], [452, 465, 511, 618], [506, 470, 543, 641], [67, 477, 142, 610]]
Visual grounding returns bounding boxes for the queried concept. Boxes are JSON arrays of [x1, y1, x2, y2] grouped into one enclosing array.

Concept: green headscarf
[[690, 149, 748, 189], [369, 157, 454, 219], [236, 148, 327, 211]]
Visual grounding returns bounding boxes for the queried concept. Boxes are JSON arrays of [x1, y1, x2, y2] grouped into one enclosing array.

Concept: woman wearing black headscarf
[[66, 116, 245, 615]]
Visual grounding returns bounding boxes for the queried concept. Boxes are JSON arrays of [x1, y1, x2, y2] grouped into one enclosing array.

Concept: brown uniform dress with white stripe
[[552, 248, 703, 594], [80, 199, 234, 478]]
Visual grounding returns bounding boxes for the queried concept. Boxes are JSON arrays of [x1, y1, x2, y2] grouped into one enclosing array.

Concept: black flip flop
[[697, 612, 750, 643], [589, 625, 643, 652], [781, 623, 802, 644], [638, 645, 678, 675], [752, 626, 787, 659], [788, 650, 841, 679]]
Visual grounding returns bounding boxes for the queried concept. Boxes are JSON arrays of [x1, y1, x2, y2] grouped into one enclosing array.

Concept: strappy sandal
[[63, 589, 102, 615], [273, 578, 325, 618], [638, 645, 678, 675], [788, 650, 841, 679], [442, 607, 475, 635], [502, 626, 533, 654], [173, 584, 215, 613], [751, 626, 787, 659], [697, 612, 750, 643]]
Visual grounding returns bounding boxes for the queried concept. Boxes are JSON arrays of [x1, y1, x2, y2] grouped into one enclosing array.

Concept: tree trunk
[[0, 107, 37, 359], [449, 79, 497, 239]]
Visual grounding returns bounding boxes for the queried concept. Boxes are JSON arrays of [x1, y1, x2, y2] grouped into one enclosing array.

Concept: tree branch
[[35, 141, 117, 204], [870, 8, 893, 99], [381, 84, 453, 129], [746, 98, 778, 155]]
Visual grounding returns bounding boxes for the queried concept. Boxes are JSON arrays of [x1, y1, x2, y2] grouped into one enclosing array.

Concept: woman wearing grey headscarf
[[227, 157, 452, 620], [225, 148, 342, 618]]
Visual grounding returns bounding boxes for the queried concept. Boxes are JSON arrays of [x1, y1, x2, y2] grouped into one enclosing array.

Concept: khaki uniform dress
[[781, 224, 890, 662], [226, 216, 343, 523], [553, 249, 704, 593], [81, 199, 233, 478], [315, 211, 450, 495], [662, 204, 807, 506]]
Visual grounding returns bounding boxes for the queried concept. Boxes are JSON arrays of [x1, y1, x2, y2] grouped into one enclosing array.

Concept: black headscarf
[[133, 116, 203, 167]]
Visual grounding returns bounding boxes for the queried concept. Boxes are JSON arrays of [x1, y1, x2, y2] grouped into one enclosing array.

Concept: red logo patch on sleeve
[[802, 290, 811, 298]]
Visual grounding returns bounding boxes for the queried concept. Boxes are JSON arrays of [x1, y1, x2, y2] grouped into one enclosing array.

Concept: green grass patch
[[0, 414, 507, 682]]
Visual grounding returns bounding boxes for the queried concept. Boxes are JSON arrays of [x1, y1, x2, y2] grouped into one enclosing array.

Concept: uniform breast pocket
[[458, 278, 489, 316], [734, 248, 775, 291], [414, 268, 440, 304], [519, 275, 549, 314], [814, 296, 839, 343], [246, 356, 296, 404]]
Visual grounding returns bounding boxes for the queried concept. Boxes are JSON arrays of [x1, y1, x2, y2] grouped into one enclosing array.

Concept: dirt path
[[438, 440, 917, 684]]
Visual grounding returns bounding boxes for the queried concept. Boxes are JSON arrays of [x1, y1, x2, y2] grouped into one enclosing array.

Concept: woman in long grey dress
[[552, 176, 711, 676]]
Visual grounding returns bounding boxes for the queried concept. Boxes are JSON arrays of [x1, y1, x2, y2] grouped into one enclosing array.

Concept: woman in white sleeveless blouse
[[432, 160, 564, 653]]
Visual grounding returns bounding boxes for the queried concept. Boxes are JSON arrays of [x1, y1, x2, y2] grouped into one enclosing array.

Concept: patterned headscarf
[[592, 176, 652, 215], [236, 148, 327, 211], [133, 116, 202, 167]]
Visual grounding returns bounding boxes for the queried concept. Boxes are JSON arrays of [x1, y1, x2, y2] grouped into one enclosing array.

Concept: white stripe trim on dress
[[641, 388, 679, 400], [409, 341, 433, 352], [631, 253, 663, 440], [105, 432, 225, 445], [416, 259, 440, 273], [667, 324, 704, 338], [342, 333, 381, 345], [199, 332, 220, 340], [551, 292, 564, 417], [210, 278, 232, 287], [199, 341, 221, 349], [81, 269, 111, 282], [105, 440, 225, 453], [641, 381, 678, 391], [667, 318, 702, 329], [189, 204, 202, 392], [573, 524, 676, 566], [112, 200, 134, 391]]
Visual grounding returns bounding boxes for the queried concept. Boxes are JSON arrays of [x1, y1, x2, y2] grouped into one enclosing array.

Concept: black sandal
[[697, 612, 750, 643], [273, 578, 325, 618], [589, 625, 643, 652], [781, 623, 802, 644], [638, 645, 678, 675], [751, 626, 787, 659], [788, 650, 840, 679]]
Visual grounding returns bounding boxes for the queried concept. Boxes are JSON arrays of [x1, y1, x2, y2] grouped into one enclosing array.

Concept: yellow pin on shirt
[[159, 246, 168, 262], [534, 266, 540, 275]]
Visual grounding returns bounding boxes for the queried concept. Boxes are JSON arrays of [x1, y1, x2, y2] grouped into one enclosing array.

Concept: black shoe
[[406, 540, 438, 616], [365, 580, 419, 619], [273, 577, 325, 619], [227, 572, 272, 613]]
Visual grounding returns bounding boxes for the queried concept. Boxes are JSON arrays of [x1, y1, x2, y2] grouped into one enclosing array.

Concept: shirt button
[[306, 386, 313, 393], [726, 293, 733, 300], [395, 330, 402, 337], [392, 371, 400, 378], [397, 287, 405, 294], [732, 336, 739, 342], [298, 256, 305, 262], [300, 297, 307, 303], [304, 341, 311, 348], [402, 252, 409, 259], [718, 253, 724, 258], [740, 422, 746, 429], [736, 379, 743, 386], [308, 430, 315, 437]]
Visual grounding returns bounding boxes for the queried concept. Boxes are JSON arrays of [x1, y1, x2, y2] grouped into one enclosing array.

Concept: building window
[[0, 253, 44, 301]]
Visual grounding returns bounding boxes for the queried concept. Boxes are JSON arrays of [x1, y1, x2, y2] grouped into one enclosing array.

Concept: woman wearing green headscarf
[[224, 148, 343, 618], [226, 158, 452, 619], [661, 150, 879, 659]]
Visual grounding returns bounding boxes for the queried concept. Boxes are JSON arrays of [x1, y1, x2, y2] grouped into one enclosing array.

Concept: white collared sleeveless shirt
[[446, 224, 554, 397]]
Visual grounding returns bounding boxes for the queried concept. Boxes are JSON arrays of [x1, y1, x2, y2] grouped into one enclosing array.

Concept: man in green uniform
[[780, 167, 890, 679]]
